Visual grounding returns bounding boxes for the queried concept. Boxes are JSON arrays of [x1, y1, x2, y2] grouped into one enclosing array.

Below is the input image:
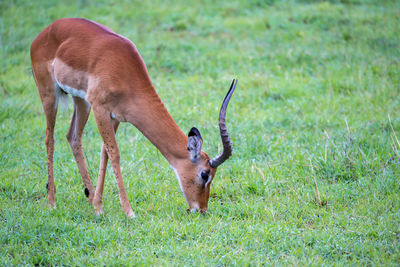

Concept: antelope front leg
[[92, 106, 135, 218], [93, 121, 119, 215]]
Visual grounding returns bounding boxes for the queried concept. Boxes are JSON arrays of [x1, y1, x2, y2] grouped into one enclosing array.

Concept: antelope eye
[[201, 171, 209, 181]]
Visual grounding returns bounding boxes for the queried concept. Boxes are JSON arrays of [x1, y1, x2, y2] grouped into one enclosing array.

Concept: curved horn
[[209, 79, 237, 168]]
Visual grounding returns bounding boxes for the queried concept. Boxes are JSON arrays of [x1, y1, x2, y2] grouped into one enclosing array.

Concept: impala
[[31, 18, 237, 217]]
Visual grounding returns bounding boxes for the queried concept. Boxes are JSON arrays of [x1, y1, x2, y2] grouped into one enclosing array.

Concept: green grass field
[[1, 0, 399, 265]]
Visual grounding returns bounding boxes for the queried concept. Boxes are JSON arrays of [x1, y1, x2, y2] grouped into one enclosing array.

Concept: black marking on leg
[[84, 188, 89, 198]]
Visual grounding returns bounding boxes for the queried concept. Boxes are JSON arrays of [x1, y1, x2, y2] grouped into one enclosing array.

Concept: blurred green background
[[1, 0, 399, 265]]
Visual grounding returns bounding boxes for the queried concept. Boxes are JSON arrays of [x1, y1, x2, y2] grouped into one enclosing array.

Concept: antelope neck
[[127, 87, 190, 168]]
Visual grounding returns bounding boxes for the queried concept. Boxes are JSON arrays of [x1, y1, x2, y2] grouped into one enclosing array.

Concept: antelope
[[30, 18, 237, 217]]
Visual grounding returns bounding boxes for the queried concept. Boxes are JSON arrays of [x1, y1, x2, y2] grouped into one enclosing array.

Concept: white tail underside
[[54, 79, 89, 111]]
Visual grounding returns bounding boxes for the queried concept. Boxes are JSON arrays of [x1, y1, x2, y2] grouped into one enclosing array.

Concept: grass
[[1, 0, 400, 265]]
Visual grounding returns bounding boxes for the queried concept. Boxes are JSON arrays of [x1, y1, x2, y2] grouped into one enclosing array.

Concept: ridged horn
[[209, 79, 237, 168]]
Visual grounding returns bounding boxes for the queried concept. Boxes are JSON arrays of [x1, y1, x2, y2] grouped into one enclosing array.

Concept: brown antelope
[[31, 18, 237, 217]]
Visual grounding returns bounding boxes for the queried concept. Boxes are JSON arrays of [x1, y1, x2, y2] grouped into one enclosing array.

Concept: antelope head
[[177, 79, 237, 213]]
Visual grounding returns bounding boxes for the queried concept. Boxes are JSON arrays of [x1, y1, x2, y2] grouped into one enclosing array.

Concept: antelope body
[[30, 18, 236, 217]]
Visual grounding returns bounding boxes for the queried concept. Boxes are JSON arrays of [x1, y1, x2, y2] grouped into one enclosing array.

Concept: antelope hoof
[[93, 201, 103, 215], [48, 199, 56, 209], [95, 208, 104, 216], [126, 209, 136, 218]]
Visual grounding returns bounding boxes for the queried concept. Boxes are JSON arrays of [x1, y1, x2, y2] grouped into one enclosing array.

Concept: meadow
[[1, 0, 399, 265]]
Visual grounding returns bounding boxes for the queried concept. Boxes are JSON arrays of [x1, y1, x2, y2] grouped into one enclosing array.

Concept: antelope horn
[[209, 79, 237, 168]]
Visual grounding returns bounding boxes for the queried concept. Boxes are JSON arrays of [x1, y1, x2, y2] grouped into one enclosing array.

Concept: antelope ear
[[187, 127, 203, 163]]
